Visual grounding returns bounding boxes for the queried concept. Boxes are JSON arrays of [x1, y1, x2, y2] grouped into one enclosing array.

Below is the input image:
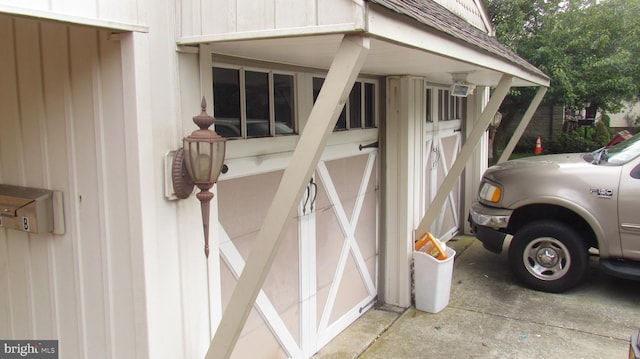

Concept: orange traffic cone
[[534, 136, 543, 155]]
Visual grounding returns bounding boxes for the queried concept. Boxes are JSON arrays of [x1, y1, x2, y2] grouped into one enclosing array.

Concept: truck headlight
[[479, 181, 502, 204]]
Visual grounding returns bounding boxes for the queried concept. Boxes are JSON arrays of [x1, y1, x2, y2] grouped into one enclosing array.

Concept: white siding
[[0, 15, 147, 359], [0, 0, 146, 30], [433, 0, 491, 32], [609, 101, 640, 128], [180, 0, 364, 39]]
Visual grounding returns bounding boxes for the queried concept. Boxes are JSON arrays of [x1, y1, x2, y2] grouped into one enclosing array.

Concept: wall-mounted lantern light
[[491, 112, 503, 128], [172, 97, 226, 257]]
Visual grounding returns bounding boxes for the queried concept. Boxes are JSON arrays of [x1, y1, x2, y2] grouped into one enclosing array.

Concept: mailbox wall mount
[[0, 184, 64, 235]]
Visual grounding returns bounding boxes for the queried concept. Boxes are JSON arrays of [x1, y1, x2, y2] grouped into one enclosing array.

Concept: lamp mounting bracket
[[171, 148, 195, 199]]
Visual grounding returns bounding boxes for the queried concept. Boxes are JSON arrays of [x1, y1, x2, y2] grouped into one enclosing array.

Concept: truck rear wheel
[[508, 220, 589, 293]]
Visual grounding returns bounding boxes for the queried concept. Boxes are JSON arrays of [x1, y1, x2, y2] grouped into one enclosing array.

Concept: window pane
[[449, 94, 456, 120], [314, 77, 346, 131], [457, 97, 463, 120], [438, 89, 449, 121], [445, 90, 452, 121], [313, 77, 323, 103], [213, 67, 241, 138], [364, 83, 375, 128], [349, 82, 362, 129], [245, 71, 270, 137], [426, 89, 432, 122], [274, 74, 295, 135], [335, 82, 347, 130], [335, 109, 347, 130]]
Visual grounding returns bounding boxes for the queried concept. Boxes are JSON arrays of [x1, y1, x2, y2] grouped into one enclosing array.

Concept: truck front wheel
[[508, 220, 589, 293]]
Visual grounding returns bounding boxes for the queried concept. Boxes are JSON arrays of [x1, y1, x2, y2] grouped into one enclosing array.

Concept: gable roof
[[368, 0, 549, 81]]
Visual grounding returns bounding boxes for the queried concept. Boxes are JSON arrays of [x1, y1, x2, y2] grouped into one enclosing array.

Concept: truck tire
[[508, 220, 589, 293]]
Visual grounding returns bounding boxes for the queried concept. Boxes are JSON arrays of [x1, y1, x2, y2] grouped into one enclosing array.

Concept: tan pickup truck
[[469, 132, 640, 292]]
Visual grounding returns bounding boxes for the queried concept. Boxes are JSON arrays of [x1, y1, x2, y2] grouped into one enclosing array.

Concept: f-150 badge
[[590, 188, 613, 198]]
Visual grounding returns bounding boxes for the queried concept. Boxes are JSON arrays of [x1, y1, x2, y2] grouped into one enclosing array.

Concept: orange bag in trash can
[[415, 232, 448, 260]]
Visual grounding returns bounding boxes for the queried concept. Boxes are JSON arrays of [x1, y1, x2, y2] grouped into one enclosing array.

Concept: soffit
[[206, 34, 542, 87]]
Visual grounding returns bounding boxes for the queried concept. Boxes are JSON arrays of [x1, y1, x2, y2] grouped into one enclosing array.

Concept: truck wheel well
[[508, 204, 598, 249]]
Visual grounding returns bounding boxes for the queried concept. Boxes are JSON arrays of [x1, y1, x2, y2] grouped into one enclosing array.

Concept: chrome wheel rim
[[522, 237, 571, 281]]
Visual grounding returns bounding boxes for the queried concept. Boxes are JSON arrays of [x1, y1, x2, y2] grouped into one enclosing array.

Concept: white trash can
[[413, 246, 456, 313]]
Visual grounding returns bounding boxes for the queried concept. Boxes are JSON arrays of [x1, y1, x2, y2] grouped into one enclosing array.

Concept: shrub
[[514, 134, 539, 153], [548, 128, 600, 153], [592, 120, 612, 147]]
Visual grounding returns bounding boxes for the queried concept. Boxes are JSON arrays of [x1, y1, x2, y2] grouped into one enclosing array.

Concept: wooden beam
[[497, 86, 548, 164], [414, 75, 513, 238], [205, 34, 369, 359]]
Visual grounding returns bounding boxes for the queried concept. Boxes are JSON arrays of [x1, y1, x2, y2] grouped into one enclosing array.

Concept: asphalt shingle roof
[[368, 0, 549, 80]]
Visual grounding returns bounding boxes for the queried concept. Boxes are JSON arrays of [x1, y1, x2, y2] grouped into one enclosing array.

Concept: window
[[450, 93, 464, 121], [213, 66, 296, 139], [426, 89, 433, 122], [439, 89, 466, 121], [428, 88, 465, 122], [313, 77, 377, 131]]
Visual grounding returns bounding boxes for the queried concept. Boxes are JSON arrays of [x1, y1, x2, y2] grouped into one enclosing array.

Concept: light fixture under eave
[[450, 82, 476, 97], [450, 72, 476, 97], [172, 97, 226, 258]]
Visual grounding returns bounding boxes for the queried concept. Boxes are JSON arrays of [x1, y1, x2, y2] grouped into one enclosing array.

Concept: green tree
[[485, 0, 640, 154], [486, 0, 640, 112], [485, 0, 640, 111]]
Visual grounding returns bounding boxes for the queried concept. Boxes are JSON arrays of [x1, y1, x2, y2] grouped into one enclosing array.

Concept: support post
[[497, 86, 548, 164], [205, 35, 369, 359], [414, 75, 513, 239]]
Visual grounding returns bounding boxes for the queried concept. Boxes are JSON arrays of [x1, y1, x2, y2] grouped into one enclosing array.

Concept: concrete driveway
[[315, 236, 640, 358]]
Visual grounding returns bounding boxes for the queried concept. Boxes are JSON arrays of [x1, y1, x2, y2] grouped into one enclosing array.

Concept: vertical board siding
[[68, 26, 109, 358], [274, 0, 316, 28], [0, 15, 24, 184], [7, 17, 54, 341], [182, 0, 357, 38], [14, 18, 47, 187], [96, 30, 138, 359], [98, 0, 138, 25], [237, 0, 275, 32], [52, 0, 97, 20], [317, 0, 356, 26], [0, 15, 143, 359], [39, 19, 82, 357], [176, 47, 216, 359], [0, 14, 22, 339], [0, 0, 145, 27], [434, 0, 487, 31], [0, 0, 47, 11]]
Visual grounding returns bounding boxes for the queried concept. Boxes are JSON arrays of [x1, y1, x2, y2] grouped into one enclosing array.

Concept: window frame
[[212, 63, 298, 140], [427, 86, 466, 124], [313, 76, 379, 131]]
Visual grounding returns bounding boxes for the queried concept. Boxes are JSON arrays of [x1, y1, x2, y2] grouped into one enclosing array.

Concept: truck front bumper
[[469, 202, 512, 254]]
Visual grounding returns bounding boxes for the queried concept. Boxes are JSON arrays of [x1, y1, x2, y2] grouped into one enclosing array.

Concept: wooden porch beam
[[497, 86, 548, 164], [205, 35, 369, 359], [414, 74, 513, 239]]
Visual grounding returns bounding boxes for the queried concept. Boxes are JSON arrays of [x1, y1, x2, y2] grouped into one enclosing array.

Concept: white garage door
[[422, 87, 464, 241], [216, 150, 379, 358]]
